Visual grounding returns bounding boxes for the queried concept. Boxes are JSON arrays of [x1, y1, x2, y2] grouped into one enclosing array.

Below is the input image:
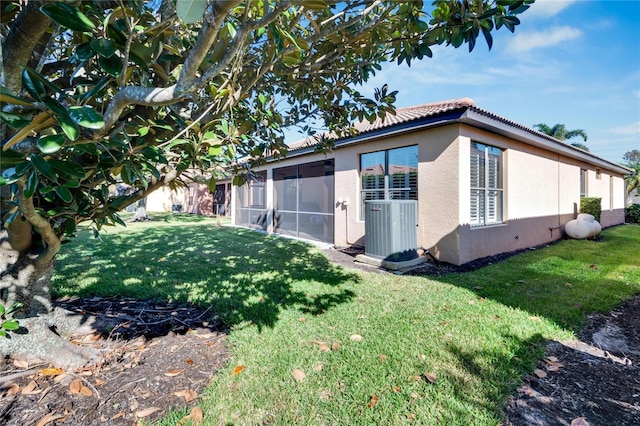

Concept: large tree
[[0, 0, 532, 366], [533, 122, 589, 151]]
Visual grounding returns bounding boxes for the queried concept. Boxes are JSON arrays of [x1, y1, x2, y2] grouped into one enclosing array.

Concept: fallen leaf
[[545, 359, 564, 368], [367, 395, 379, 408], [409, 392, 419, 403], [546, 365, 560, 372], [547, 356, 558, 362], [468, 300, 476, 305], [292, 369, 306, 382], [298, 317, 307, 322], [174, 389, 198, 402], [392, 386, 401, 393], [69, 379, 82, 394], [13, 359, 29, 369], [331, 342, 341, 351], [571, 417, 590, 426], [318, 390, 332, 401], [135, 407, 163, 418], [80, 386, 92, 396], [350, 334, 363, 341], [38, 368, 64, 376], [111, 412, 126, 420], [185, 358, 194, 365], [407, 413, 417, 420], [185, 406, 204, 426], [311, 340, 331, 352], [424, 372, 438, 383], [313, 364, 324, 371], [164, 369, 185, 377], [21, 380, 41, 395], [5, 383, 20, 396], [95, 378, 106, 386], [379, 354, 387, 361], [533, 368, 547, 379], [36, 412, 66, 426], [231, 365, 245, 375]]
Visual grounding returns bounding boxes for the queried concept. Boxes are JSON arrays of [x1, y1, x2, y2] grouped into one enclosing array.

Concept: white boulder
[[565, 213, 601, 239]]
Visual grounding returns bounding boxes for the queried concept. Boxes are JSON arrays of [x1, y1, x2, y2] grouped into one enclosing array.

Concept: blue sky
[[287, 0, 640, 164]]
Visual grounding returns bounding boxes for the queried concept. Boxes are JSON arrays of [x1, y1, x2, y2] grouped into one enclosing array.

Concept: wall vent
[[364, 200, 418, 261]]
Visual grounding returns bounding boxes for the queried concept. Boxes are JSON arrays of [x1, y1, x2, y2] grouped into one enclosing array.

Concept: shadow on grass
[[427, 225, 640, 333], [53, 224, 359, 333]]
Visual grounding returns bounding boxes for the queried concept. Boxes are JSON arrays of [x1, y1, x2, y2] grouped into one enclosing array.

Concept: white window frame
[[470, 142, 503, 226]]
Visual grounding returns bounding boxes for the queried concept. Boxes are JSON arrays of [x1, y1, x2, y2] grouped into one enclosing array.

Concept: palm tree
[[623, 150, 640, 194], [533, 123, 589, 151]]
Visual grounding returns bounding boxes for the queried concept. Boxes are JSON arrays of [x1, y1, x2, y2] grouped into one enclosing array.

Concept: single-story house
[[232, 98, 629, 265], [146, 178, 232, 216]]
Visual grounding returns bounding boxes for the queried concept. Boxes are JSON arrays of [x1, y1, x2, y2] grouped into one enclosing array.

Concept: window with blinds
[[360, 145, 418, 220], [470, 142, 503, 226]]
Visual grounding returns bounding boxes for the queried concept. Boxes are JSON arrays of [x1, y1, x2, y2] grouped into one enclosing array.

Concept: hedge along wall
[[580, 197, 602, 222]]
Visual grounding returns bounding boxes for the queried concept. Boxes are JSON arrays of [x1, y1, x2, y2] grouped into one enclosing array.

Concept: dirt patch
[[0, 297, 228, 425]]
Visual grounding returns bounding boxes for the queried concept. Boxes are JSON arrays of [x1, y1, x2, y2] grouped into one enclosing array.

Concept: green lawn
[[52, 215, 640, 425]]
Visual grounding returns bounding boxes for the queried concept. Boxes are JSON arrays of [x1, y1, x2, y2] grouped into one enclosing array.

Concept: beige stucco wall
[[232, 123, 627, 266]]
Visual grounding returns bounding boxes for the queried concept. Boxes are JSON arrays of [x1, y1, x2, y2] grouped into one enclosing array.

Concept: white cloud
[[609, 121, 640, 136], [524, 0, 577, 18], [506, 26, 583, 53]]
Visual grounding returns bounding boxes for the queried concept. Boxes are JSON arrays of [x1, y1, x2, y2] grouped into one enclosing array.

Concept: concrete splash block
[[355, 253, 427, 271]]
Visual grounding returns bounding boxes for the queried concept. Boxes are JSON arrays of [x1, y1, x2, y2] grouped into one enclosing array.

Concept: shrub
[[627, 204, 640, 224], [580, 197, 602, 222]]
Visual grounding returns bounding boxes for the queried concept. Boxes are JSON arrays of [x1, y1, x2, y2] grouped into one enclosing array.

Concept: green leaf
[[80, 76, 112, 103], [209, 145, 222, 156], [69, 106, 105, 129], [0, 111, 31, 128], [49, 159, 86, 178], [99, 54, 122, 77], [1, 319, 20, 331], [176, 0, 207, 24], [40, 3, 95, 33], [55, 186, 73, 203], [90, 38, 116, 58], [23, 170, 39, 198], [6, 302, 23, 315], [0, 86, 33, 107], [22, 69, 46, 101], [42, 97, 79, 141], [30, 154, 58, 182], [0, 151, 27, 169], [0, 305, 4, 315], [37, 134, 65, 154], [74, 42, 95, 61], [227, 22, 237, 38], [208, 176, 216, 192]]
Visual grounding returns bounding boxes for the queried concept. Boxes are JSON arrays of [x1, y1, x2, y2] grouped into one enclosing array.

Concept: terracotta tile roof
[[283, 97, 629, 173], [287, 98, 475, 152]]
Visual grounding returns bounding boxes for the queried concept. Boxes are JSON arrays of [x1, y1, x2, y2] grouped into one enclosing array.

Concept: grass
[[52, 215, 640, 425]]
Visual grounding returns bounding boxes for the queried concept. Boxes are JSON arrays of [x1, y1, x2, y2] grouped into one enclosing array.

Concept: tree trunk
[[0, 231, 99, 368]]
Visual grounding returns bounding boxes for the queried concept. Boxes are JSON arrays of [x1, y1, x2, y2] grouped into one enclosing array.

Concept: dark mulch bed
[[0, 297, 228, 425]]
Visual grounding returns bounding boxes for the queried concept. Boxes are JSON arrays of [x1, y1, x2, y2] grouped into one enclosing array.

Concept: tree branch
[[176, 0, 242, 93], [16, 181, 60, 268], [1, 0, 53, 93]]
